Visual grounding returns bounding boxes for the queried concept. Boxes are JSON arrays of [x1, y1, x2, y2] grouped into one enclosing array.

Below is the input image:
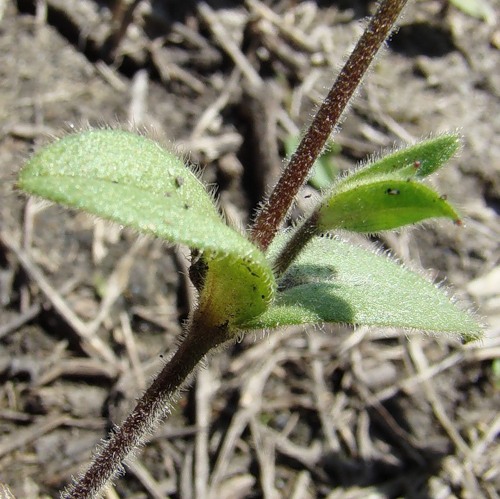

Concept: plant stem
[[250, 0, 408, 251], [62, 317, 228, 499], [273, 212, 319, 277]]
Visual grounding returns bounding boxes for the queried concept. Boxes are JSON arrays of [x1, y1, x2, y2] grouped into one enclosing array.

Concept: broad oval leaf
[[18, 129, 275, 328], [317, 179, 460, 233], [241, 235, 481, 341], [20, 130, 229, 251]]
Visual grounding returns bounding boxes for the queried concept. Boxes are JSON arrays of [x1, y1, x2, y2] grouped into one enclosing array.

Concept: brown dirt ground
[[1, 0, 499, 498]]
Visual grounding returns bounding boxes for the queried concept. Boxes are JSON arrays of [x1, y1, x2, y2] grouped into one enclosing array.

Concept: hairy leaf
[[18, 129, 275, 328], [338, 134, 461, 189], [242, 235, 480, 341], [317, 179, 460, 232]]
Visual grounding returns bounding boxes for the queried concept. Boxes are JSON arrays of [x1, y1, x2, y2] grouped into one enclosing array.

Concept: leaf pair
[[18, 129, 480, 340], [315, 135, 461, 233]]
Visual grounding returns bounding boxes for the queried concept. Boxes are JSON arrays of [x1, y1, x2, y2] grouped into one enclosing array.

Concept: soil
[[0, 1, 499, 498]]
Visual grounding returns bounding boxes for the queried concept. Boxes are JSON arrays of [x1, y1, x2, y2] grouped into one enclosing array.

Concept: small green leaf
[[339, 134, 461, 189], [242, 235, 481, 341], [18, 129, 275, 329], [317, 179, 459, 233]]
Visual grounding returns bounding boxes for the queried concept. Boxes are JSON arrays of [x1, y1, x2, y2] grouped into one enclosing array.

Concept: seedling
[[16, 0, 481, 497]]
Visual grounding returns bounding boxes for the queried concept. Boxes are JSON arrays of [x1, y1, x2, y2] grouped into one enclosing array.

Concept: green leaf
[[242, 235, 481, 341], [339, 134, 461, 189], [200, 255, 275, 329], [18, 129, 275, 328], [317, 179, 460, 233], [20, 130, 224, 251]]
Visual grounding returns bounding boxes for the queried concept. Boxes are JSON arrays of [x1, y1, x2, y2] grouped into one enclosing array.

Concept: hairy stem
[[62, 317, 228, 499], [250, 0, 408, 251], [273, 212, 319, 277]]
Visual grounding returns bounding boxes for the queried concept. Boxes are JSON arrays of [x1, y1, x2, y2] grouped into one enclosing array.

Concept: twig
[[198, 2, 263, 89], [128, 68, 149, 125], [290, 471, 311, 499], [190, 69, 241, 139], [87, 238, 146, 336], [246, 0, 318, 53], [180, 445, 194, 498], [0, 303, 40, 339], [467, 414, 500, 464], [35, 358, 118, 387], [254, 422, 323, 474], [408, 338, 471, 456], [249, 416, 278, 499], [150, 41, 206, 94], [208, 352, 284, 495], [307, 333, 341, 451], [408, 338, 483, 496], [195, 366, 213, 499], [354, 380, 426, 466], [374, 350, 465, 403], [126, 460, 164, 499], [119, 312, 146, 390], [0, 414, 69, 459], [1, 232, 118, 365]]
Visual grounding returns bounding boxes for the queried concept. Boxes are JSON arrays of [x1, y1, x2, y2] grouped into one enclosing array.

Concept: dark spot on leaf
[[261, 295, 265, 299], [175, 176, 184, 188], [165, 192, 172, 197], [440, 194, 448, 200], [184, 203, 190, 209], [244, 263, 259, 278], [385, 188, 400, 195], [413, 160, 421, 169]]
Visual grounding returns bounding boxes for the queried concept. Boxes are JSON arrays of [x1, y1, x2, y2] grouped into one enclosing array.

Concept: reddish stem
[[62, 318, 229, 499], [250, 0, 408, 251], [273, 211, 319, 276]]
